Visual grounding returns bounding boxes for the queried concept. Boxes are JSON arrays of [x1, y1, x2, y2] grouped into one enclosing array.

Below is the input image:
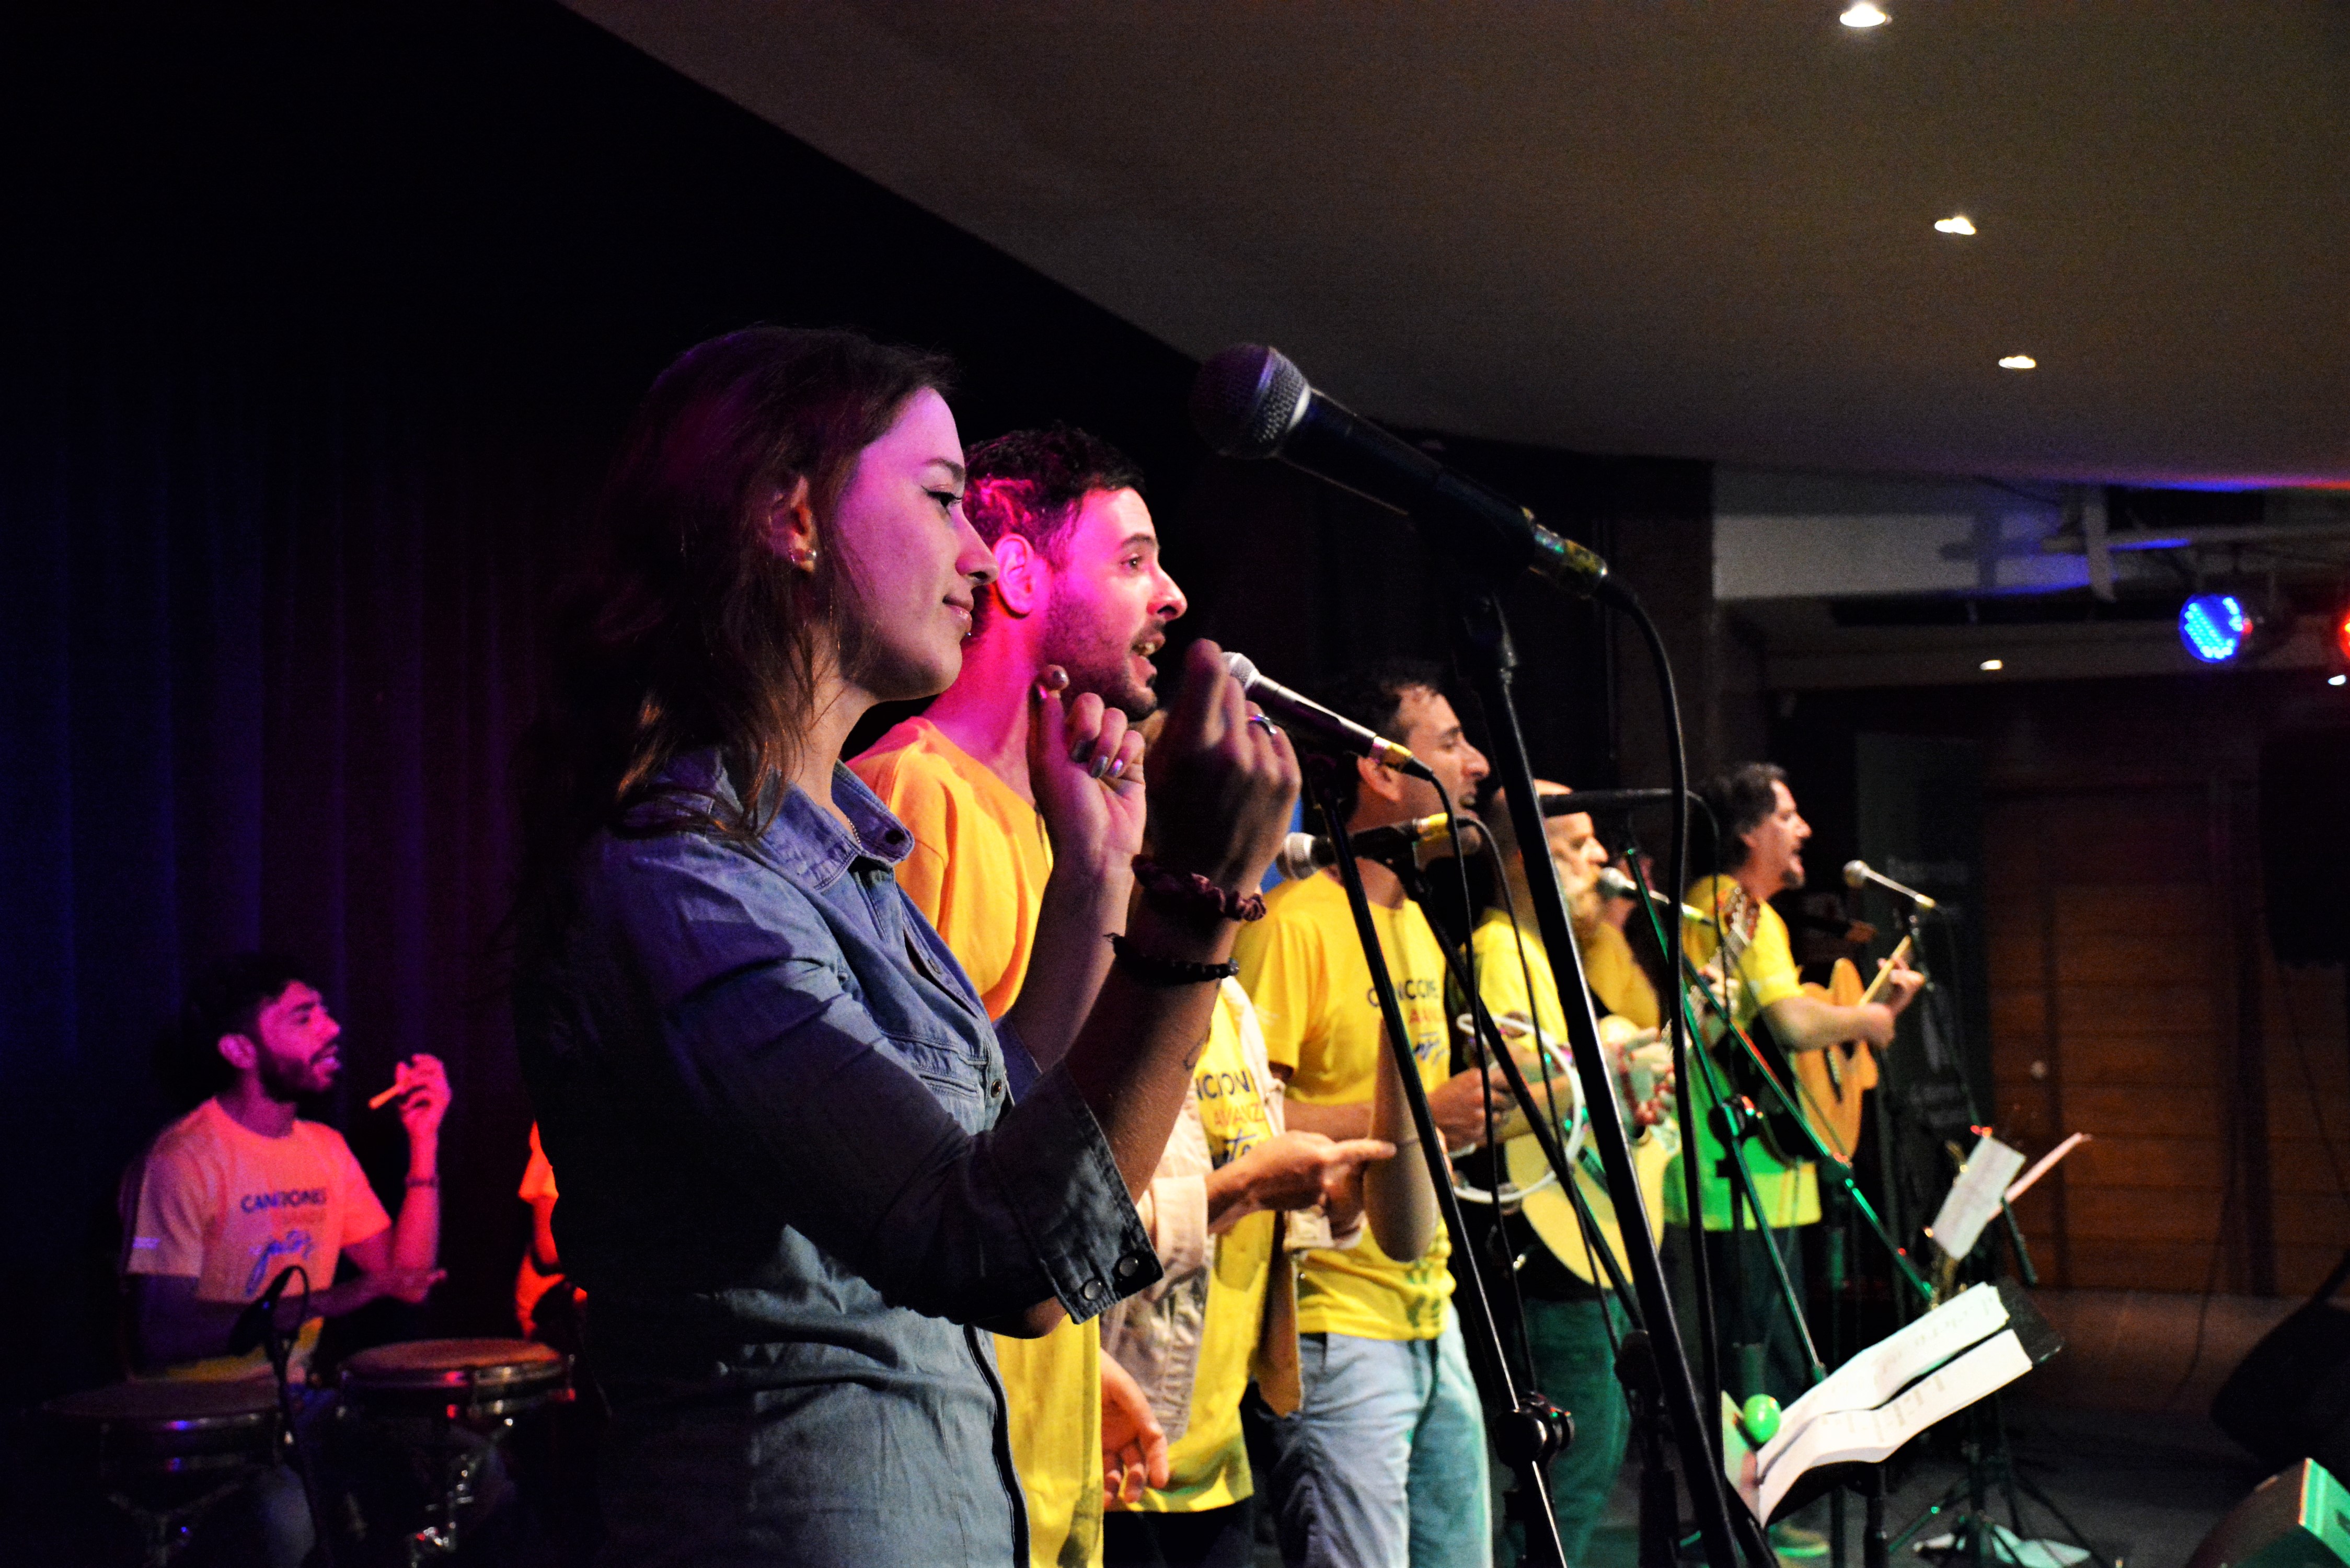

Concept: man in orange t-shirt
[[853, 424, 1185, 1567]]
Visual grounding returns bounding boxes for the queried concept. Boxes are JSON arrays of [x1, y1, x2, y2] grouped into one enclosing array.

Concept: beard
[[257, 1050, 326, 1103], [1042, 596, 1158, 720], [1567, 882, 1604, 943]]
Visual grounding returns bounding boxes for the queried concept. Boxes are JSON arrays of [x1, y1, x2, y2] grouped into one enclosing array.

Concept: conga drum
[[45, 1378, 283, 1565], [338, 1338, 568, 1561]]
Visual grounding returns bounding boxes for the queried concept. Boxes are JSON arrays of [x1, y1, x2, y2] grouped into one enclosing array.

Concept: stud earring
[[787, 545, 819, 571]]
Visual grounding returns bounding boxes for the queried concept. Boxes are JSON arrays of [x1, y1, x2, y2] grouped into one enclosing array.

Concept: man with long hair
[[1677, 762, 1919, 1560], [512, 329, 1297, 1565]]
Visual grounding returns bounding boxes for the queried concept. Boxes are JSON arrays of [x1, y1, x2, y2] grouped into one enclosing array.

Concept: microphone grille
[[1274, 832, 1324, 883], [1191, 344, 1309, 459], [1843, 860, 1869, 889], [1221, 650, 1260, 690]]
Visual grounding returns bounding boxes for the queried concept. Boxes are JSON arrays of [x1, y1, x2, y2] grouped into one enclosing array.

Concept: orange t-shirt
[[124, 1099, 390, 1378]]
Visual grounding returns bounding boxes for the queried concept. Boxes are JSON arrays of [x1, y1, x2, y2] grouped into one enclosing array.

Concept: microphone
[[1192, 344, 1613, 598], [1598, 867, 1710, 921], [1275, 815, 1486, 881], [1539, 788, 1678, 817], [228, 1265, 303, 1356], [1844, 859, 1938, 910], [1224, 651, 1435, 781]]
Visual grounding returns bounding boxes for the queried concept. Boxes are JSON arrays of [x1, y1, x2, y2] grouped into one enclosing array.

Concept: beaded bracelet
[[1108, 932, 1240, 986], [1131, 858, 1266, 924]]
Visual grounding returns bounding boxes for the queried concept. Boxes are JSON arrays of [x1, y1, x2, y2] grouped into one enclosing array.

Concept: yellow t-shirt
[[852, 716, 1054, 1020], [849, 718, 1101, 1568], [123, 1098, 391, 1379], [1582, 919, 1661, 1031], [1128, 984, 1279, 1513], [1236, 872, 1454, 1341], [1675, 875, 1817, 1230]]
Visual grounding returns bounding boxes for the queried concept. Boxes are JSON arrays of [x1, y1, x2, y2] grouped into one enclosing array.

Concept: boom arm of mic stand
[[1311, 785, 1571, 1568]]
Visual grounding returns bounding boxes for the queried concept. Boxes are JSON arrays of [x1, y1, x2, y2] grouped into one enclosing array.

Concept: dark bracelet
[[405, 1175, 439, 1189], [1131, 858, 1266, 924], [1108, 932, 1240, 986]]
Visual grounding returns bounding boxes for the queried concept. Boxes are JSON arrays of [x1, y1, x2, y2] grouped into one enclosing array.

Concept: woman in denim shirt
[[512, 327, 1296, 1566]]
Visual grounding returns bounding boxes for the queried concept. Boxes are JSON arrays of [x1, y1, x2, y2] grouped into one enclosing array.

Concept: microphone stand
[[1301, 767, 1573, 1568], [1443, 576, 1763, 1568], [1389, 851, 1694, 1568]]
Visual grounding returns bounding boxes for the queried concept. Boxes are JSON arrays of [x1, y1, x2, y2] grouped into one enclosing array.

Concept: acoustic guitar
[[1456, 1008, 1679, 1289], [1788, 935, 1913, 1164]]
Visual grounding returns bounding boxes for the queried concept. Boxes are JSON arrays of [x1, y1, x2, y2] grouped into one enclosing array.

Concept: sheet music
[[1755, 1282, 2009, 1473], [1926, 1134, 2028, 1261], [1756, 1330, 2034, 1520]]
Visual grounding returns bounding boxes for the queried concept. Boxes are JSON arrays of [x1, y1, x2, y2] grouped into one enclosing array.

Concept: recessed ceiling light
[[1998, 355, 2037, 370], [1841, 3, 1890, 27], [1980, 659, 2005, 672], [1934, 215, 1976, 236], [2331, 674, 2347, 687]]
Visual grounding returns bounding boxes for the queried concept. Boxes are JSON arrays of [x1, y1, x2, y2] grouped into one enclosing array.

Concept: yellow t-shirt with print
[[850, 718, 1101, 1568], [1127, 983, 1279, 1514], [1675, 874, 1817, 1230], [1581, 919, 1660, 1030], [1236, 872, 1454, 1342]]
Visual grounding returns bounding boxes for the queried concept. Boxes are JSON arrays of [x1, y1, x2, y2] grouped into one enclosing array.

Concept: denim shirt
[[513, 751, 1158, 1564]]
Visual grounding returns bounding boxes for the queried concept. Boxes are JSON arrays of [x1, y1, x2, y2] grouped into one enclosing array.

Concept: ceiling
[[566, 1, 2350, 490]]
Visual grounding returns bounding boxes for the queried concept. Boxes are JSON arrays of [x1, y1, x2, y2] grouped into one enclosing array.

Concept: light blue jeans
[[1264, 1309, 1492, 1568]]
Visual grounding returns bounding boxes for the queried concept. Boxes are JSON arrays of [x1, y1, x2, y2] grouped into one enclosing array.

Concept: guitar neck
[[1857, 936, 1916, 1006]]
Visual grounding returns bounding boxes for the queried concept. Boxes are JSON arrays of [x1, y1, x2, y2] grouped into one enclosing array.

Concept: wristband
[[405, 1175, 440, 1189], [1108, 932, 1240, 986], [1131, 858, 1266, 924]]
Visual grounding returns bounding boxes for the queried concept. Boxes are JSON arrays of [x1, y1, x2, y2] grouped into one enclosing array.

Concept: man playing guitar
[[1469, 782, 1676, 1565], [1677, 764, 1920, 1559]]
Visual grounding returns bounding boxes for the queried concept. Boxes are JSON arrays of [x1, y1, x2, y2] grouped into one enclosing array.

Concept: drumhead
[[341, 1338, 565, 1393], [48, 1379, 279, 1426]]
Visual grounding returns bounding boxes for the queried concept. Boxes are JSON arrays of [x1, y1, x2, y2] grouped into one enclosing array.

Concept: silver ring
[[1248, 714, 1277, 731]]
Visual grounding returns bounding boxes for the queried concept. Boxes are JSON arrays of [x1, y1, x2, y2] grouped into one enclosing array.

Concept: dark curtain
[[0, 6, 1711, 1455]]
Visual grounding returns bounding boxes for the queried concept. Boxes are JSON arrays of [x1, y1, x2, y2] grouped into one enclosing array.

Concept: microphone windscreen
[[1223, 650, 1260, 689], [1191, 344, 1307, 459], [1843, 860, 1869, 889]]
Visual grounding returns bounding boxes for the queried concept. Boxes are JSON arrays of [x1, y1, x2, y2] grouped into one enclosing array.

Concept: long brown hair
[[519, 327, 954, 895]]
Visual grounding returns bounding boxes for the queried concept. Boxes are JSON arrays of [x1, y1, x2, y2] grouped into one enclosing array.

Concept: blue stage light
[[2179, 593, 2254, 663]]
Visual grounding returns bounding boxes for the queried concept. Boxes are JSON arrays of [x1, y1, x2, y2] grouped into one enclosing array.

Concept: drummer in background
[[123, 951, 449, 1381]]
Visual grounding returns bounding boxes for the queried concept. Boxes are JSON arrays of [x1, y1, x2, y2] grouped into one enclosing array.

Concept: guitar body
[[1791, 957, 1879, 1164], [1732, 1008, 1820, 1166], [1509, 1118, 1680, 1287]]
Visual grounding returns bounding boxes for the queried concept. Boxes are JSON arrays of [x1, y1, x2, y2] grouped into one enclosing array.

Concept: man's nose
[[1153, 566, 1187, 622]]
